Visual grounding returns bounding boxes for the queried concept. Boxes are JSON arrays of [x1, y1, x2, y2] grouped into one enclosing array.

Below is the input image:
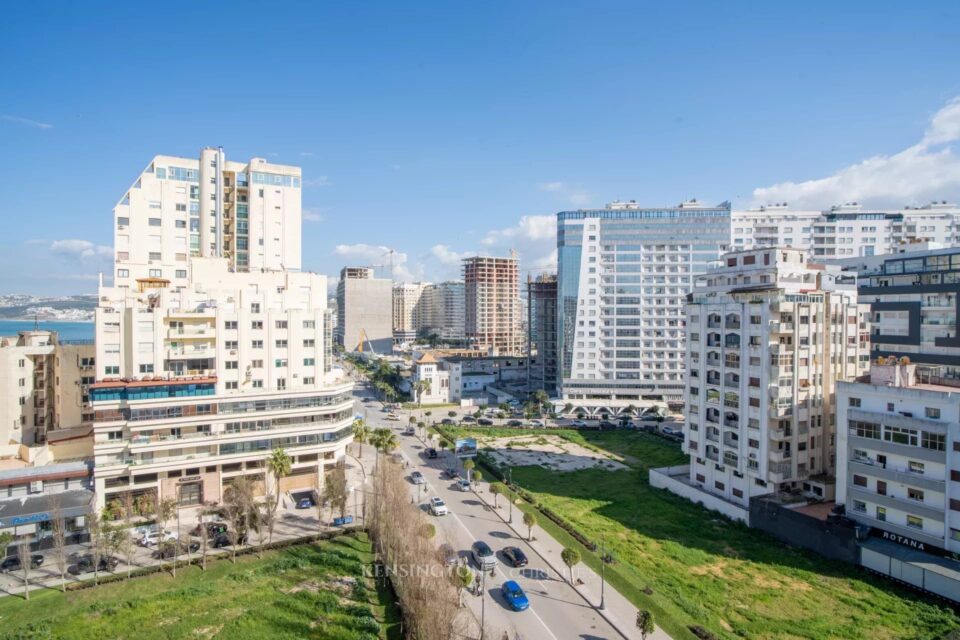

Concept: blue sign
[[332, 515, 354, 527], [6, 512, 50, 527]]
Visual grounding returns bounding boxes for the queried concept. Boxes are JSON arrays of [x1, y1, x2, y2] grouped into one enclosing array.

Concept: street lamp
[[506, 466, 513, 524], [599, 539, 612, 611], [480, 567, 486, 640]]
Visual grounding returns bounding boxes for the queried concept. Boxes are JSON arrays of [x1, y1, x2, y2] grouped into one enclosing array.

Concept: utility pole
[[507, 466, 513, 524], [599, 539, 607, 611], [480, 567, 486, 640]]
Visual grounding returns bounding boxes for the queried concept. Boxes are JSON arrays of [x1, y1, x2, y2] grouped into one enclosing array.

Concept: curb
[[473, 483, 634, 640]]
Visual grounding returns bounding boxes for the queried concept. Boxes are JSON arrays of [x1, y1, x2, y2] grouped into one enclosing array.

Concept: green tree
[[561, 547, 581, 584], [636, 610, 655, 640], [532, 390, 549, 418], [267, 448, 292, 511], [455, 565, 473, 607], [323, 460, 349, 520], [352, 420, 371, 457], [489, 482, 505, 508], [463, 459, 475, 483], [154, 498, 177, 574], [472, 470, 483, 489], [414, 379, 431, 406], [523, 511, 537, 541], [562, 402, 574, 416], [448, 410, 457, 418]]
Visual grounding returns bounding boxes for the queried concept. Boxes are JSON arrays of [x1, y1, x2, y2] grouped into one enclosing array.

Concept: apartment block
[[113, 148, 302, 289], [732, 201, 960, 258], [336, 267, 393, 354], [557, 200, 731, 414], [837, 362, 960, 558], [527, 273, 558, 396], [393, 282, 427, 344], [679, 248, 869, 510], [421, 281, 466, 341], [463, 256, 523, 356], [91, 258, 351, 510]]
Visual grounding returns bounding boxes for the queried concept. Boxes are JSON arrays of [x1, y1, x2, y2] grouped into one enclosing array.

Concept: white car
[[385, 414, 401, 421], [411, 471, 426, 485], [138, 530, 178, 547], [457, 478, 472, 492], [429, 497, 448, 516]]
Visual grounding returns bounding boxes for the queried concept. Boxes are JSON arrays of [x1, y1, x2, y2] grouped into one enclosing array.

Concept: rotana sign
[[880, 529, 926, 552]]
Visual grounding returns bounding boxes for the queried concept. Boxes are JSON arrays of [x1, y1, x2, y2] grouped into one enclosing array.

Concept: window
[[908, 488, 924, 502], [139, 364, 154, 374], [303, 358, 315, 366], [275, 320, 288, 329], [303, 377, 315, 385], [884, 426, 917, 446], [252, 380, 263, 388], [225, 381, 238, 390], [275, 339, 288, 348], [886, 402, 895, 412], [175, 203, 186, 212], [876, 506, 886, 521], [149, 252, 161, 261], [925, 407, 941, 419], [105, 366, 119, 375], [107, 430, 123, 441], [117, 217, 129, 227], [732, 488, 743, 498], [175, 219, 187, 228], [251, 303, 261, 313], [225, 341, 238, 350], [906, 515, 923, 530], [117, 269, 129, 278], [303, 339, 315, 347], [851, 421, 880, 439], [252, 340, 263, 349], [848, 397, 861, 408], [224, 321, 238, 330], [921, 431, 945, 451], [277, 378, 286, 390], [251, 359, 263, 368], [275, 359, 287, 368], [852, 474, 867, 487], [148, 218, 162, 227], [148, 269, 162, 278], [303, 320, 315, 329], [852, 500, 866, 513], [252, 321, 263, 330], [876, 480, 887, 496], [909, 461, 925, 475], [175, 270, 187, 278], [225, 361, 238, 370]]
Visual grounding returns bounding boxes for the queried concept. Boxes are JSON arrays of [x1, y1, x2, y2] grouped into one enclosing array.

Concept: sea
[[0, 320, 95, 342]]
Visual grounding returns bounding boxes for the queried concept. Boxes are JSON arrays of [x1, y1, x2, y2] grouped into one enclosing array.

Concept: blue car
[[500, 580, 529, 611], [296, 497, 314, 509]]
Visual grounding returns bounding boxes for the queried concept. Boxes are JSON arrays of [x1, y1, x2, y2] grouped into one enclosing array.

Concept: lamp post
[[599, 539, 611, 611], [480, 567, 486, 640], [507, 466, 513, 524]]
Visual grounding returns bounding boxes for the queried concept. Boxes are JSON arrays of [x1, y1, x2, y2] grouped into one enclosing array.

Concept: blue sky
[[2, 1, 960, 295]]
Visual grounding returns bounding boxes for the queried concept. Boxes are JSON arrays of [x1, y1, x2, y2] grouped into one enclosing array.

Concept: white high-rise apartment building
[[113, 147, 302, 289], [392, 281, 466, 344], [393, 282, 428, 344], [732, 201, 960, 258], [90, 149, 351, 511], [682, 248, 869, 508]]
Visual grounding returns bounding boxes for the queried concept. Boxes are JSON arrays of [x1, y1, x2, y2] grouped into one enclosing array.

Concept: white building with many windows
[[112, 147, 302, 289], [669, 248, 869, 514]]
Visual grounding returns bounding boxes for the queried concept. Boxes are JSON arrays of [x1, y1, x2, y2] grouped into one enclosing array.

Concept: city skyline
[[2, 2, 960, 295]]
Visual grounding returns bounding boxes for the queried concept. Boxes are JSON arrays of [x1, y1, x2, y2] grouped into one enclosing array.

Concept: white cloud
[[753, 96, 960, 209], [538, 181, 565, 192], [49, 239, 112, 259], [333, 243, 419, 282], [481, 215, 555, 247], [430, 244, 470, 266], [303, 176, 332, 188], [302, 208, 325, 223], [2, 115, 53, 129], [568, 192, 591, 206]]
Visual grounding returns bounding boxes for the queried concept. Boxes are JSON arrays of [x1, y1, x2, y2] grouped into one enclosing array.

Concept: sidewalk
[[473, 478, 672, 640]]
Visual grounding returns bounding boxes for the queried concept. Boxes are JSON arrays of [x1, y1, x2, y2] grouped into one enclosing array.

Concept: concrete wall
[[749, 498, 861, 564], [649, 465, 750, 523]]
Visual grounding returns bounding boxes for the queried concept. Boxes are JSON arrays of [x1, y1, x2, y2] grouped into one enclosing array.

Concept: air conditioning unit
[[30, 480, 43, 493]]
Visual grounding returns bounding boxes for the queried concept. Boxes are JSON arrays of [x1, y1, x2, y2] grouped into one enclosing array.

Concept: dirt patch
[[193, 626, 223, 638], [689, 560, 729, 579], [481, 435, 628, 471]]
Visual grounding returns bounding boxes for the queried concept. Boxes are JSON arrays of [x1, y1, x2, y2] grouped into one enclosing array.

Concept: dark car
[[297, 497, 315, 509], [478, 418, 494, 426], [154, 540, 201, 559], [502, 546, 528, 568], [618, 419, 636, 429], [441, 418, 455, 425], [190, 522, 228, 538], [444, 467, 460, 479], [507, 420, 523, 427], [1, 554, 43, 572], [461, 416, 477, 423], [68, 554, 119, 575], [427, 448, 438, 459], [599, 420, 617, 429], [212, 532, 247, 548]]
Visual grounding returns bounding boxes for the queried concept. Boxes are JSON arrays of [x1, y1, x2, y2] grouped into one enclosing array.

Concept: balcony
[[769, 461, 792, 482], [770, 449, 792, 462], [723, 418, 739, 429], [848, 458, 946, 492], [705, 430, 720, 443], [723, 451, 739, 466], [705, 449, 720, 462], [722, 434, 739, 448], [768, 428, 791, 440], [166, 345, 215, 359], [168, 326, 214, 338]]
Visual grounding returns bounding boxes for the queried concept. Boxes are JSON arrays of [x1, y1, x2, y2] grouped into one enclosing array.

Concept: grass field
[[445, 426, 960, 640], [0, 533, 401, 640]]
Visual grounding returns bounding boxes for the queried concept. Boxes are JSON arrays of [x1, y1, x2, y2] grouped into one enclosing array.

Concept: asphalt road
[[353, 378, 625, 640]]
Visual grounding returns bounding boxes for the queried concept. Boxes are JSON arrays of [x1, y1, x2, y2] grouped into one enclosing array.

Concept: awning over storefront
[[0, 490, 93, 529]]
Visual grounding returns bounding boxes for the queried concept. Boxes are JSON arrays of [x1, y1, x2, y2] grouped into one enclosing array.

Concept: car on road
[[529, 420, 543, 427], [440, 418, 454, 425], [619, 419, 636, 429], [190, 522, 228, 538], [444, 467, 460, 479], [462, 416, 476, 423], [506, 420, 523, 427], [138, 530, 178, 547], [410, 471, 426, 485], [572, 420, 588, 428], [297, 496, 315, 509], [1, 553, 43, 572], [502, 546, 528, 568], [154, 540, 201, 559], [429, 496, 448, 516], [212, 532, 247, 548], [500, 580, 530, 611], [438, 543, 458, 567], [661, 425, 684, 441], [385, 414, 401, 421], [599, 420, 617, 429], [457, 478, 472, 492], [478, 418, 494, 426], [471, 541, 497, 569], [68, 554, 118, 575], [426, 448, 438, 459], [404, 426, 416, 435]]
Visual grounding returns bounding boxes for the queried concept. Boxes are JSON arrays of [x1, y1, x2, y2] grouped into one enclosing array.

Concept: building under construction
[[527, 273, 558, 395], [336, 266, 393, 353], [463, 255, 524, 356]]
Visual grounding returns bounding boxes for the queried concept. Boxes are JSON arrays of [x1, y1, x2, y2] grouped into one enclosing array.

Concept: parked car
[[478, 418, 494, 426], [661, 425, 684, 441], [190, 522, 228, 538], [385, 414, 401, 421], [438, 543, 459, 567], [441, 418, 455, 425], [501, 546, 528, 568], [461, 416, 477, 423], [500, 580, 530, 611], [506, 420, 523, 427], [471, 541, 497, 569], [599, 420, 617, 429], [154, 540, 201, 559], [138, 530, 178, 547], [529, 420, 544, 427], [429, 496, 449, 516], [410, 471, 426, 485], [618, 419, 636, 429], [297, 496, 315, 509], [426, 448, 438, 459], [457, 478, 472, 492], [444, 467, 460, 479], [68, 554, 118, 575], [1, 553, 43, 572], [212, 532, 247, 548], [572, 420, 588, 428]]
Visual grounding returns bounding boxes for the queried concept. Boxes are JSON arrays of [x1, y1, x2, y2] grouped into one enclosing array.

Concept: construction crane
[[355, 328, 377, 354]]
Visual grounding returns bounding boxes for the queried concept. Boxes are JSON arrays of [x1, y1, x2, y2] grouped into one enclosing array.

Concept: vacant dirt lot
[[481, 434, 628, 471]]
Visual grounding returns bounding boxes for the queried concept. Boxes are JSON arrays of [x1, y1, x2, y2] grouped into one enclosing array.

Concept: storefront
[[0, 490, 94, 552]]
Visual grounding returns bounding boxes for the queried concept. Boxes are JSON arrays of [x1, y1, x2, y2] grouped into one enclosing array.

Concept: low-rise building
[[411, 353, 450, 404]]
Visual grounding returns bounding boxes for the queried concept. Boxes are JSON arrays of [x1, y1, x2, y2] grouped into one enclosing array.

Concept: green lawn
[[446, 426, 960, 640], [0, 533, 401, 640]]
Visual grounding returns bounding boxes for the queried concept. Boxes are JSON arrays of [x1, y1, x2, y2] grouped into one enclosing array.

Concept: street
[[352, 376, 645, 640]]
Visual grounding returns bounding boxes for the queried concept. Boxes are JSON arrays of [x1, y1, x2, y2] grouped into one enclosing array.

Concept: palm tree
[[414, 379, 431, 406], [371, 428, 398, 472], [532, 390, 549, 419], [463, 459, 475, 483], [352, 420, 371, 457], [266, 448, 292, 511], [563, 402, 574, 417]]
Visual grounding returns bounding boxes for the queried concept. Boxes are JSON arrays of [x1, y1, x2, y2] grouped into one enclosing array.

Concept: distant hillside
[[0, 295, 98, 321]]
